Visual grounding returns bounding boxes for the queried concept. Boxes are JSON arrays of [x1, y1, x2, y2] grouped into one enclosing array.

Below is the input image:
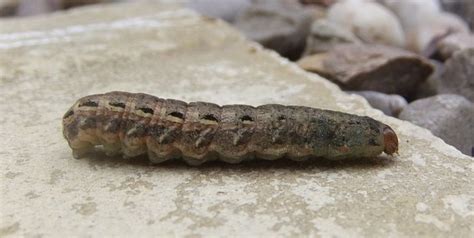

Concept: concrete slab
[[0, 2, 472, 237]]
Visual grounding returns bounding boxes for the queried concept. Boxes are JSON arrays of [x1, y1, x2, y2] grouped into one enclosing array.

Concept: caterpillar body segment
[[63, 92, 398, 165]]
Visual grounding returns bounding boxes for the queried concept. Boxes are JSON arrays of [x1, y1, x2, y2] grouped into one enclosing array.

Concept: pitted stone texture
[[399, 94, 474, 156], [0, 2, 472, 237]]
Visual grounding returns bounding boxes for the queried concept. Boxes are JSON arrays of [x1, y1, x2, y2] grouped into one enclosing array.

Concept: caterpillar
[[62, 91, 398, 165]]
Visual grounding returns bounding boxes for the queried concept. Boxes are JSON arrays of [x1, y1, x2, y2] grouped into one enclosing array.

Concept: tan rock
[[0, 2, 471, 237], [298, 44, 434, 98]]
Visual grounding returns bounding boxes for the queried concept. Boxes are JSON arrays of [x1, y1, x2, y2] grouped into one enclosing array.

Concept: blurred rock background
[[1, 0, 472, 155]]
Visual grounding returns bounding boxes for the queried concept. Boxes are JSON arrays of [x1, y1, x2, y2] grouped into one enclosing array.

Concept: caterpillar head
[[383, 125, 398, 155]]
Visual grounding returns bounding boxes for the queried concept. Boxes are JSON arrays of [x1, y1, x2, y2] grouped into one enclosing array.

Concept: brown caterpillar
[[62, 92, 398, 165]]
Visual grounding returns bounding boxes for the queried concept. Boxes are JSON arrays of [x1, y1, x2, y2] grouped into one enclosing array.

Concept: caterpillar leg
[[69, 140, 94, 159], [103, 143, 121, 157], [147, 148, 181, 164], [72, 146, 94, 159], [122, 146, 147, 159], [217, 152, 254, 164], [182, 152, 217, 166]]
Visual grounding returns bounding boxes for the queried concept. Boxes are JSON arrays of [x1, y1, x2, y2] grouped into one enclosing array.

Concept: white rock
[[327, 0, 406, 48], [303, 19, 361, 55], [440, 0, 474, 30], [378, 0, 469, 52], [410, 12, 469, 53], [379, 0, 441, 23]]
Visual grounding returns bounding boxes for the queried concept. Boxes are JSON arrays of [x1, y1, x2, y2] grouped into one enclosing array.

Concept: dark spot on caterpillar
[[104, 118, 121, 133], [169, 111, 184, 120], [369, 138, 379, 146], [240, 115, 253, 123], [63, 110, 74, 119], [348, 120, 360, 125], [80, 117, 96, 130], [109, 102, 125, 108], [138, 107, 154, 115], [201, 114, 218, 122], [79, 101, 98, 107], [126, 123, 147, 137]]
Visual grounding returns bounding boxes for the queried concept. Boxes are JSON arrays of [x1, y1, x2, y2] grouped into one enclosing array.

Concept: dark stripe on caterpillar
[[62, 91, 398, 165]]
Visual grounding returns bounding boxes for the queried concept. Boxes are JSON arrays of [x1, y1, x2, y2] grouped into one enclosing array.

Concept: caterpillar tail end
[[383, 125, 398, 156]]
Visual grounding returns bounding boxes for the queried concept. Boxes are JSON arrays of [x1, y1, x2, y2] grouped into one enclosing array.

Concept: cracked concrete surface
[[0, 2, 473, 237]]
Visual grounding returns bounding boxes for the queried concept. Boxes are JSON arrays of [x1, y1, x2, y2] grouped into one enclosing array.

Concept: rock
[[60, 0, 113, 9], [2, 0, 115, 17], [0, 0, 18, 16], [300, 0, 334, 6], [434, 32, 474, 60], [1, 2, 472, 237], [441, 0, 474, 30], [379, 0, 469, 53], [304, 4, 327, 21], [233, 0, 313, 60], [327, 0, 405, 48], [414, 60, 444, 100], [303, 19, 362, 55], [439, 48, 474, 101], [348, 91, 407, 117], [411, 12, 469, 54], [297, 44, 434, 98], [379, 0, 441, 24], [16, 0, 61, 17], [399, 94, 474, 156], [186, 0, 251, 22]]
